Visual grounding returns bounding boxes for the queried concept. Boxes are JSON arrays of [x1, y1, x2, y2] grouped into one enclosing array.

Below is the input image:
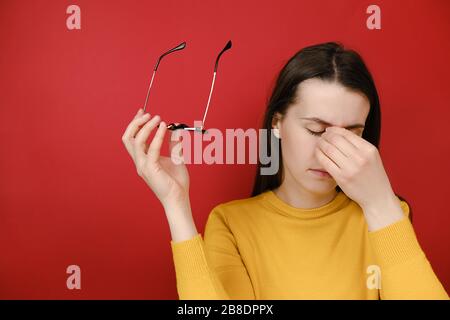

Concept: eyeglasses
[[142, 40, 232, 134]]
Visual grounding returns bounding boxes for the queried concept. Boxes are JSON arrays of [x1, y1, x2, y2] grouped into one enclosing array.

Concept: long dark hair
[[251, 42, 412, 221]]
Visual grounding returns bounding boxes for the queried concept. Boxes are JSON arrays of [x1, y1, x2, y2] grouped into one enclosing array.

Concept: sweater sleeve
[[368, 199, 449, 300], [170, 207, 255, 300]]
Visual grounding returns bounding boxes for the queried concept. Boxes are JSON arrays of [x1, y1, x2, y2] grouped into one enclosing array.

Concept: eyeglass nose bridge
[[143, 40, 232, 134], [166, 123, 207, 134]]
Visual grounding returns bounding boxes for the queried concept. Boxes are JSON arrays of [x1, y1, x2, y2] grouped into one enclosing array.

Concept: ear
[[271, 112, 281, 139]]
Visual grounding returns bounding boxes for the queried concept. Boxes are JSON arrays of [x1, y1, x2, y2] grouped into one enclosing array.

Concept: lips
[[309, 169, 332, 178], [311, 169, 329, 174]]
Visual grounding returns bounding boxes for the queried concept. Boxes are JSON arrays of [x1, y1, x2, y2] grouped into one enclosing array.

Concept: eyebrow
[[300, 117, 365, 130]]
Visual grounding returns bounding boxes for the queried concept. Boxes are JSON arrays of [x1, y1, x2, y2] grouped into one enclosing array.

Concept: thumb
[[168, 124, 185, 162]]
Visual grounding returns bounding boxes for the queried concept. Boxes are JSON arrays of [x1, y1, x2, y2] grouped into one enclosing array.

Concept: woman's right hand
[[121, 108, 190, 209]]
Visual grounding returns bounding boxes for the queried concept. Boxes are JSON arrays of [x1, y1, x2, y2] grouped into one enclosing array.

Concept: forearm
[[368, 217, 449, 299], [167, 205, 237, 300], [163, 201, 199, 243]]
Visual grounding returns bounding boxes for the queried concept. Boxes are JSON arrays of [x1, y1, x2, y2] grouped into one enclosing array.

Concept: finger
[[326, 127, 368, 151], [123, 112, 151, 143], [169, 125, 186, 164], [134, 108, 144, 120], [122, 112, 151, 158], [317, 137, 348, 170], [169, 124, 182, 152], [315, 146, 340, 178], [148, 119, 167, 162], [322, 131, 359, 159], [134, 115, 162, 157]]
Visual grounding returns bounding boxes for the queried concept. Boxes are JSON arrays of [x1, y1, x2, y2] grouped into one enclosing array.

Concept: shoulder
[[203, 194, 266, 237], [213, 193, 265, 211], [207, 193, 266, 222]]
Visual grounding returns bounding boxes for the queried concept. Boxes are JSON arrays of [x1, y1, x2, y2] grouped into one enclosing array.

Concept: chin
[[304, 180, 337, 194]]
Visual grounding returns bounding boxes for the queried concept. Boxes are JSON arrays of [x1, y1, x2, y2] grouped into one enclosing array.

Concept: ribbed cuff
[[368, 217, 425, 269], [170, 233, 211, 280]]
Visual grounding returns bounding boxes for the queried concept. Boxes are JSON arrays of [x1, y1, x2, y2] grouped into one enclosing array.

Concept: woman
[[121, 42, 448, 299]]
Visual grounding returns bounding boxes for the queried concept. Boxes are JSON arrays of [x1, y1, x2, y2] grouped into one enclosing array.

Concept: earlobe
[[273, 128, 280, 139], [271, 113, 282, 139]]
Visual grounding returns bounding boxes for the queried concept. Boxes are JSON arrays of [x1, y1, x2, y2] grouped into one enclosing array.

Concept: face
[[272, 78, 370, 194]]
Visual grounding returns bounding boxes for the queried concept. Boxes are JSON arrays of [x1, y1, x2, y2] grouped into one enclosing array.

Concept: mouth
[[309, 169, 332, 178]]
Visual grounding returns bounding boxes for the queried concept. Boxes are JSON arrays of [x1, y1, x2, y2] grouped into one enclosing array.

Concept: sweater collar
[[261, 189, 350, 219]]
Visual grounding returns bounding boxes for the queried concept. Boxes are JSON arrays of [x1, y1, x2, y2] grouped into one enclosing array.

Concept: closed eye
[[307, 129, 325, 136]]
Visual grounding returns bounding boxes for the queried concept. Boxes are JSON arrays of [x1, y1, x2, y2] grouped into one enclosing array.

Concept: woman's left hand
[[315, 126, 404, 230]]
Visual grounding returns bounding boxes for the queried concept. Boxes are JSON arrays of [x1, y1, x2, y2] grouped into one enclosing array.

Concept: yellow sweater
[[170, 190, 449, 299]]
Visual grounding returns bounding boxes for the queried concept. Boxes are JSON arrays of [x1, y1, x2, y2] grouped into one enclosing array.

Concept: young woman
[[121, 42, 448, 299]]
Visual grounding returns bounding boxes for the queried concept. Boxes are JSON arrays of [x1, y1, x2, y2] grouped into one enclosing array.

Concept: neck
[[274, 180, 338, 209]]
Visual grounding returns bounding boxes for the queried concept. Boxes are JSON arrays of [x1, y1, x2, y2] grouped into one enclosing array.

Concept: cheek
[[281, 128, 317, 167]]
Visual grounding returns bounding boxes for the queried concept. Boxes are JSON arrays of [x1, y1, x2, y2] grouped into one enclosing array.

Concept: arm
[[367, 199, 449, 300], [315, 126, 448, 299], [121, 111, 254, 300], [169, 204, 255, 300]]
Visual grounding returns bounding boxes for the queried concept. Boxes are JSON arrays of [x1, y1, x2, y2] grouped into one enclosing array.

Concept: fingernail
[[137, 108, 143, 114], [142, 113, 150, 118]]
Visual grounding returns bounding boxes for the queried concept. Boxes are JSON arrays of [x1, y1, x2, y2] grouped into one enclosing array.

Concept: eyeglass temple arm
[[154, 41, 186, 71], [143, 41, 186, 112], [200, 40, 232, 130]]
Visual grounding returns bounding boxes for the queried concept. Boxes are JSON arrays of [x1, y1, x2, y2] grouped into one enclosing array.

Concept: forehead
[[290, 78, 370, 126]]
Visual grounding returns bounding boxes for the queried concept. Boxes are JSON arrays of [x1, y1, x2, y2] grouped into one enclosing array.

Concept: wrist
[[163, 203, 199, 243], [361, 190, 398, 213], [162, 195, 191, 212], [163, 198, 195, 222], [362, 193, 405, 232]]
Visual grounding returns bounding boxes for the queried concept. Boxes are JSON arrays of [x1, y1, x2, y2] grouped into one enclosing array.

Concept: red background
[[0, 0, 449, 299]]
